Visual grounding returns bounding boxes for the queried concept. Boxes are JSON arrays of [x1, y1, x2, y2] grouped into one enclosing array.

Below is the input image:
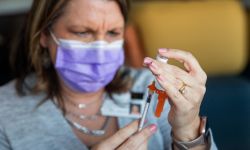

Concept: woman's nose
[[95, 33, 105, 41]]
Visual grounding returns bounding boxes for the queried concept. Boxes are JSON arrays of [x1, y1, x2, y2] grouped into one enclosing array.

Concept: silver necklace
[[64, 94, 108, 136], [66, 111, 101, 121], [65, 116, 110, 136], [67, 98, 100, 109], [65, 95, 105, 121]]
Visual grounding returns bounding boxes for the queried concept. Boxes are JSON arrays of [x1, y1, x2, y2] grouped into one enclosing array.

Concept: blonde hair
[[11, 0, 131, 113]]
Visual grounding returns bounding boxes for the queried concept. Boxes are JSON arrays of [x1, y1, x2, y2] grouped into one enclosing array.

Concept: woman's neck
[[62, 86, 105, 104], [61, 83, 105, 115]]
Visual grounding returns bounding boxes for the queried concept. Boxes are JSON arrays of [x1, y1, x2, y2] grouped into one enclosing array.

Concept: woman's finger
[[145, 57, 205, 106], [164, 63, 202, 87], [158, 49, 207, 84], [150, 62, 204, 105], [178, 84, 205, 105], [155, 74, 190, 109], [151, 60, 206, 103], [145, 58, 188, 108], [147, 58, 200, 87], [149, 60, 179, 85], [137, 141, 148, 150], [117, 124, 157, 150], [99, 120, 139, 149], [144, 56, 206, 105]]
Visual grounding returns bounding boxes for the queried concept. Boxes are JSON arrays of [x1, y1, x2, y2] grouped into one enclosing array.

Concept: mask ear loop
[[49, 30, 60, 45]]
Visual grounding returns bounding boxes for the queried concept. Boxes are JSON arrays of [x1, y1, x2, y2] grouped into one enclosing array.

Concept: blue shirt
[[0, 68, 217, 150]]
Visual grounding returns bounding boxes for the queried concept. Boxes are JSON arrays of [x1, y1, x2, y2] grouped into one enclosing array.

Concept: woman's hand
[[92, 120, 157, 150], [144, 48, 207, 142]]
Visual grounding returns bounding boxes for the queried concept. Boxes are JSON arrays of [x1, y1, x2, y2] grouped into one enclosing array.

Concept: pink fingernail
[[158, 48, 168, 53], [149, 124, 157, 133], [144, 57, 153, 65]]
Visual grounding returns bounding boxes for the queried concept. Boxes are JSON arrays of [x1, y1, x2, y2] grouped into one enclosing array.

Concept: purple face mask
[[50, 32, 124, 93]]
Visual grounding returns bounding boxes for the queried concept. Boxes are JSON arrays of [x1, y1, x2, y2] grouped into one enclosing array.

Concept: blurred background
[[0, 0, 250, 149]]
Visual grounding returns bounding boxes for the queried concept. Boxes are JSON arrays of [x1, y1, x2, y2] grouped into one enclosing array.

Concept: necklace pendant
[[75, 114, 99, 120], [79, 115, 86, 119], [91, 130, 105, 136], [78, 104, 86, 109]]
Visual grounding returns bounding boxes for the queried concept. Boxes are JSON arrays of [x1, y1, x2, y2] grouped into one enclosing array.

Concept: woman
[[0, 0, 217, 150]]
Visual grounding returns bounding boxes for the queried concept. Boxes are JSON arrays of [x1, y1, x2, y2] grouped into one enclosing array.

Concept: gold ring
[[179, 82, 186, 94]]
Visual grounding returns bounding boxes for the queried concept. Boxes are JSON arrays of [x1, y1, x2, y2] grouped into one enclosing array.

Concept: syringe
[[138, 82, 156, 131], [138, 53, 168, 131]]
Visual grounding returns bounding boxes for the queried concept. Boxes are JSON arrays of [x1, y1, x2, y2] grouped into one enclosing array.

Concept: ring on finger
[[179, 81, 187, 94]]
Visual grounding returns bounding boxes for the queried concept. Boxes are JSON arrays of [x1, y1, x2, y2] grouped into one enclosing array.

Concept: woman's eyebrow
[[108, 27, 124, 31], [68, 25, 100, 33], [68, 25, 92, 29], [68, 24, 124, 30]]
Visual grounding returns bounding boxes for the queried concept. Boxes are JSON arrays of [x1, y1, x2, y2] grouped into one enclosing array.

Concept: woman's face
[[40, 0, 125, 63]]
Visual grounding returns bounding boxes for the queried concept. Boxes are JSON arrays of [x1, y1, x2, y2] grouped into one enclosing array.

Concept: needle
[[138, 82, 155, 131]]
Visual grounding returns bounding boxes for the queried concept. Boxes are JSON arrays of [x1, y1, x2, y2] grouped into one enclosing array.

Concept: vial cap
[[156, 54, 168, 63]]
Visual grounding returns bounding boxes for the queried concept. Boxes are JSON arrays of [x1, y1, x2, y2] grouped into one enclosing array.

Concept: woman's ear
[[40, 32, 49, 48]]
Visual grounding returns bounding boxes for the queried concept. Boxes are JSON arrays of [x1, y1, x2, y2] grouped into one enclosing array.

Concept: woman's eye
[[107, 31, 120, 37], [74, 31, 91, 37]]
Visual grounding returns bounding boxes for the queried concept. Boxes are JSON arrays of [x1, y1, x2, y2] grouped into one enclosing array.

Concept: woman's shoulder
[[0, 80, 24, 111], [0, 79, 35, 102], [0, 80, 18, 99], [0, 79, 46, 122], [0, 80, 23, 123]]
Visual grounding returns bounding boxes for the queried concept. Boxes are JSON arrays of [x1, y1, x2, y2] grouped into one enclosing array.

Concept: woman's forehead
[[60, 0, 124, 28]]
